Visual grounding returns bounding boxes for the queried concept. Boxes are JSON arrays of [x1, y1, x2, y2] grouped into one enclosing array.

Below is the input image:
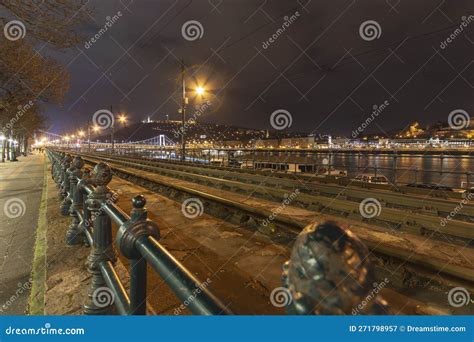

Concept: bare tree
[[0, 0, 89, 157]]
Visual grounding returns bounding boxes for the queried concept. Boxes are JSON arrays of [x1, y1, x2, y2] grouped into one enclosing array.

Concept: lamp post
[[87, 119, 92, 150], [179, 60, 206, 161], [110, 107, 126, 154], [181, 60, 187, 161], [78, 130, 85, 149], [0, 134, 5, 163], [110, 105, 115, 153]]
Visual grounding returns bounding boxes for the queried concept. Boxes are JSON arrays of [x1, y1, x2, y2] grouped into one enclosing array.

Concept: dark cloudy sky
[[46, 0, 474, 138]]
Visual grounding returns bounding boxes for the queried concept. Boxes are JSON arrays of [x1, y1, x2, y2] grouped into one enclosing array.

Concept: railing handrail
[[47, 149, 231, 315]]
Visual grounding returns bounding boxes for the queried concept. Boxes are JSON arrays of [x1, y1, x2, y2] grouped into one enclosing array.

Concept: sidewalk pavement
[[0, 153, 45, 315]]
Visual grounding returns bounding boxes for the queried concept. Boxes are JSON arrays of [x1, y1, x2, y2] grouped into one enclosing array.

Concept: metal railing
[[47, 149, 390, 315], [48, 149, 231, 315]]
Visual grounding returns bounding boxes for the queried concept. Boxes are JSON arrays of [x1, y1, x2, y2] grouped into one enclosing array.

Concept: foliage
[[0, 0, 88, 141]]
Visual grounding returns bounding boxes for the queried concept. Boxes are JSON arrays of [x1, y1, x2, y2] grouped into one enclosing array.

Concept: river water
[[236, 152, 474, 189]]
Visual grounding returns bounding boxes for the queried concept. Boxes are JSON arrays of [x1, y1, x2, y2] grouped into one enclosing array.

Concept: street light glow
[[119, 115, 127, 123], [195, 86, 205, 96]]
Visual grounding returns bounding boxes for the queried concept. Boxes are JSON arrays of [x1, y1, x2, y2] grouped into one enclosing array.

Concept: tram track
[[59, 150, 474, 305], [74, 152, 474, 244]]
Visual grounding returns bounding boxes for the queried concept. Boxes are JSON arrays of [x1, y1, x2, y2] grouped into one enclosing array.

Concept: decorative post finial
[[282, 221, 390, 315]]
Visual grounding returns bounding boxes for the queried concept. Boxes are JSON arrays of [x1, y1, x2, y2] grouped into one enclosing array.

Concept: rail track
[[59, 150, 474, 313], [72, 152, 474, 242]]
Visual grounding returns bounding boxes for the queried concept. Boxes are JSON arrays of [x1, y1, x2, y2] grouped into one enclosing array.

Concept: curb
[[27, 155, 49, 315]]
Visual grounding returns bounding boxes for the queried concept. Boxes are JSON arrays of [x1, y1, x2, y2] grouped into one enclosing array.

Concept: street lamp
[[110, 108, 127, 153], [179, 60, 209, 161], [195, 86, 205, 97], [0, 135, 5, 163]]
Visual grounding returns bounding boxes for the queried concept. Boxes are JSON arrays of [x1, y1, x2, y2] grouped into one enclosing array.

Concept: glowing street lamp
[[195, 86, 206, 97]]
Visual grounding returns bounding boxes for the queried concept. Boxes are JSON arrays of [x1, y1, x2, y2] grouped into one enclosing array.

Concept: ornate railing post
[[50, 151, 58, 182], [116, 195, 160, 315], [60, 155, 73, 216], [66, 156, 85, 245], [281, 221, 390, 315], [84, 162, 117, 315], [59, 154, 72, 198], [55, 153, 66, 190], [78, 168, 92, 247]]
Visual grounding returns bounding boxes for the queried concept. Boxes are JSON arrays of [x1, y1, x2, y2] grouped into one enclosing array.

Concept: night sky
[[46, 0, 474, 138]]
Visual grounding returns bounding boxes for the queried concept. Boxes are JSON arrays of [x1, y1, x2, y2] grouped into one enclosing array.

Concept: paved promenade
[[0, 153, 45, 314]]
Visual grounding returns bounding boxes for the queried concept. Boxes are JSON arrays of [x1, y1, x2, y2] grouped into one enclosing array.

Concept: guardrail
[[48, 149, 231, 315], [47, 149, 389, 315]]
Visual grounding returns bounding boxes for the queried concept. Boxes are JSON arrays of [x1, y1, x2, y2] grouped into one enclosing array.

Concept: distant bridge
[[37, 131, 178, 147], [129, 134, 177, 146]]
